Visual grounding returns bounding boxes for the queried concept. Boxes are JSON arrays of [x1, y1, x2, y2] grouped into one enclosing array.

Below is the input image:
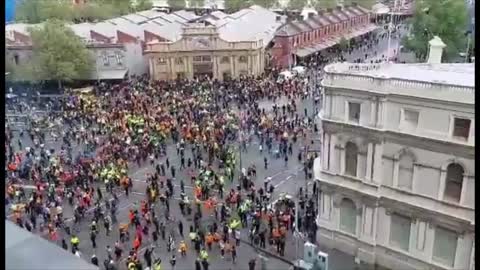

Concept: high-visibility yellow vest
[[128, 262, 136, 270], [71, 237, 79, 245], [154, 263, 161, 270], [200, 250, 208, 260]]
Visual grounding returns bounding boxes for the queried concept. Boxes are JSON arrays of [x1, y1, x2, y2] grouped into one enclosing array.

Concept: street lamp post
[[386, 0, 398, 62], [464, 32, 472, 63]]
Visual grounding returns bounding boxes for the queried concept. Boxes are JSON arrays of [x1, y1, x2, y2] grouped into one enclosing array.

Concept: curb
[[239, 238, 294, 266]]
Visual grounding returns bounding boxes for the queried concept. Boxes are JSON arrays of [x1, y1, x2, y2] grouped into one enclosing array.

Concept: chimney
[[427, 36, 446, 64]]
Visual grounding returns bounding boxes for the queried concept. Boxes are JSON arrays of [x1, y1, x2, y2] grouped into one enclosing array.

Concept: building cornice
[[322, 119, 475, 159]]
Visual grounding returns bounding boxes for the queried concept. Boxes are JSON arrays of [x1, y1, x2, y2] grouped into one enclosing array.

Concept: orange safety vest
[[194, 186, 202, 198], [206, 234, 214, 244]]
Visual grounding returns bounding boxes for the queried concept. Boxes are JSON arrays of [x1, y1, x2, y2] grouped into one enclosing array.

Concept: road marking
[[274, 175, 293, 188]]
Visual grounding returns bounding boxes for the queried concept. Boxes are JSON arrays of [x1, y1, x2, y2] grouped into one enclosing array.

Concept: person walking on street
[[169, 254, 176, 270]]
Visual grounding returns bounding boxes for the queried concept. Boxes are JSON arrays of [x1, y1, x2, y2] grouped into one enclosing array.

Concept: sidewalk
[[239, 232, 374, 270]]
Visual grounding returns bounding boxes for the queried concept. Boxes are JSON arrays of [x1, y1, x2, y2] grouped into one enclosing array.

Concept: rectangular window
[[433, 226, 458, 267], [452, 118, 471, 141], [389, 213, 411, 251], [220, 56, 230, 64], [201, 55, 211, 62], [402, 109, 419, 130], [238, 56, 247, 63], [193, 56, 202, 62], [175, 57, 184, 65], [102, 53, 109, 66], [348, 102, 361, 123], [115, 51, 123, 65], [156, 58, 166, 65]]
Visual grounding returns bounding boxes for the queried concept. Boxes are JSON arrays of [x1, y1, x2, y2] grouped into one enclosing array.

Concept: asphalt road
[[7, 28, 407, 270]]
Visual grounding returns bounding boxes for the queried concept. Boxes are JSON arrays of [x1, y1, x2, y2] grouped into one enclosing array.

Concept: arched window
[[339, 198, 357, 235], [345, 142, 358, 177], [444, 163, 464, 203], [398, 153, 414, 190]]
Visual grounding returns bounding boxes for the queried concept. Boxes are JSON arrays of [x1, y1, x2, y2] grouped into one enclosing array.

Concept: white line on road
[[274, 175, 292, 188]]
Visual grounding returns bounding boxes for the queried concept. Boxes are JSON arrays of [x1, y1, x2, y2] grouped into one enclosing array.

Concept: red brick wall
[[13, 31, 31, 44], [144, 31, 168, 43], [90, 30, 111, 43], [117, 31, 137, 44], [270, 36, 293, 69]]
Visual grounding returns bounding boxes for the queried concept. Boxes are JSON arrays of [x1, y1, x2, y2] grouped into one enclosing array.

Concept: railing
[[322, 71, 474, 95]]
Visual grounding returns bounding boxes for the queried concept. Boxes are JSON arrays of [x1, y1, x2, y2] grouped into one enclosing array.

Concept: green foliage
[[338, 37, 350, 50], [134, 0, 154, 11], [168, 0, 187, 9], [15, 0, 138, 23], [224, 0, 253, 12], [311, 0, 337, 10], [16, 0, 73, 23], [343, 0, 376, 9], [189, 0, 206, 8], [252, 0, 278, 9], [402, 0, 468, 61], [28, 20, 94, 86], [288, 0, 308, 11]]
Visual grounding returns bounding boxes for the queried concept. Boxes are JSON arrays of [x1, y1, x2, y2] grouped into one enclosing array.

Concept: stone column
[[460, 175, 468, 205], [324, 94, 331, 118], [330, 134, 338, 173], [438, 167, 447, 200], [322, 133, 330, 171], [365, 142, 373, 181], [372, 143, 383, 184], [370, 99, 377, 127], [340, 144, 346, 175], [247, 53, 252, 75], [230, 55, 235, 78], [468, 120, 475, 144]]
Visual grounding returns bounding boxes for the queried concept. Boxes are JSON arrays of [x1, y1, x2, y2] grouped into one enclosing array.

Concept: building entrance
[[193, 55, 213, 79]]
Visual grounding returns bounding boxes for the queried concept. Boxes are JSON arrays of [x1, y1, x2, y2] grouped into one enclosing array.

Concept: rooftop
[[214, 5, 286, 46], [275, 5, 369, 36], [325, 63, 475, 88]]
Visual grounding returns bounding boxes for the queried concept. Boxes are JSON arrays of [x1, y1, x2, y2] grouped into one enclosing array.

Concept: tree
[[288, 0, 308, 11], [189, 0, 205, 9], [28, 20, 93, 88], [338, 37, 350, 50], [343, 0, 376, 9], [224, 0, 253, 12], [15, 0, 73, 23], [401, 0, 468, 61], [311, 0, 337, 10], [252, 0, 277, 9], [168, 0, 187, 10], [134, 0, 154, 11]]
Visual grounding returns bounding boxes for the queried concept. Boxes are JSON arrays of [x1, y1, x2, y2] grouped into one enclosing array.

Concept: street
[[6, 24, 408, 270]]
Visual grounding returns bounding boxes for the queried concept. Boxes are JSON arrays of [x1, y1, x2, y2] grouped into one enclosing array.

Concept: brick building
[[271, 4, 377, 68]]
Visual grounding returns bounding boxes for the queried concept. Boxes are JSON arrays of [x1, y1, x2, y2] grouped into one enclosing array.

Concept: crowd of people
[[5, 72, 321, 270]]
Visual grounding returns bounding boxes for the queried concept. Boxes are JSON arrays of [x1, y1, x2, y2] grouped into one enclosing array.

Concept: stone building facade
[[314, 61, 475, 270], [144, 24, 266, 81]]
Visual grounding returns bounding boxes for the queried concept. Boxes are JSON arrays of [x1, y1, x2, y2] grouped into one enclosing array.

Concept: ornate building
[[314, 39, 475, 270], [143, 5, 285, 80], [144, 24, 266, 80]]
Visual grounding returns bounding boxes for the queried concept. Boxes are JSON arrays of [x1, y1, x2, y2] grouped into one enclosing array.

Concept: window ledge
[[381, 185, 474, 211]]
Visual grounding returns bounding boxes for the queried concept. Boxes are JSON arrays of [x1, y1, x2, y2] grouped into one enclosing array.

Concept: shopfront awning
[[294, 24, 379, 58]]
